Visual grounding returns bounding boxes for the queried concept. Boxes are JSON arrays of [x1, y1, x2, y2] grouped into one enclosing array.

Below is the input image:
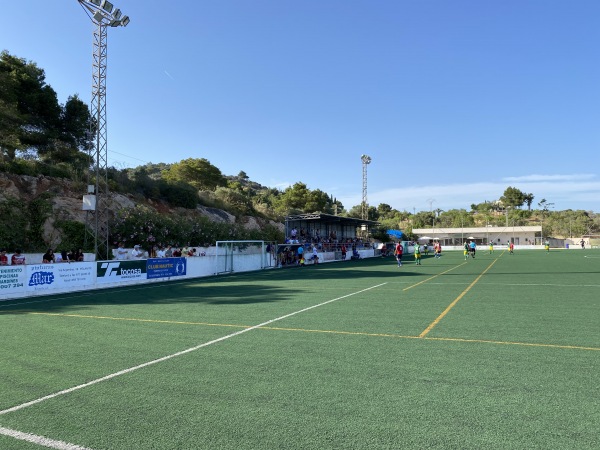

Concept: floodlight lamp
[[93, 11, 105, 22], [101, 0, 113, 13], [89, 0, 101, 6], [109, 19, 121, 27], [361, 154, 372, 164], [113, 8, 122, 19], [121, 16, 130, 26]]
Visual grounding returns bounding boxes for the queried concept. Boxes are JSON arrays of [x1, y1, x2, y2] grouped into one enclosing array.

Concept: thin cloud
[[503, 174, 596, 182], [164, 70, 175, 80], [336, 177, 600, 213]]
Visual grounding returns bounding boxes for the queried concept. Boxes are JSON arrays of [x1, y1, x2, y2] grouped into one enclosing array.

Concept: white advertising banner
[[26, 263, 96, 292], [0, 266, 27, 297]]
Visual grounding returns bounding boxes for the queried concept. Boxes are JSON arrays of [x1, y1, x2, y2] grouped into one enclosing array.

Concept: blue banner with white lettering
[[147, 257, 187, 279]]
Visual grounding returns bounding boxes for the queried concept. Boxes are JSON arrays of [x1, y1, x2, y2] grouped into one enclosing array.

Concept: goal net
[[214, 240, 277, 274]]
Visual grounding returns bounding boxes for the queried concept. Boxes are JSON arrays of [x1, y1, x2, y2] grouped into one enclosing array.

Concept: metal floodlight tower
[[361, 154, 371, 220], [78, 0, 130, 260]]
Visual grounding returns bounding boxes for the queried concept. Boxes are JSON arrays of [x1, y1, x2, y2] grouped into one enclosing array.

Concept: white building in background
[[412, 225, 542, 246]]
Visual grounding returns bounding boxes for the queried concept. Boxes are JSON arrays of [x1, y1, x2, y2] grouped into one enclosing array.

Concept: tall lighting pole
[[78, 0, 130, 260], [361, 155, 372, 220]]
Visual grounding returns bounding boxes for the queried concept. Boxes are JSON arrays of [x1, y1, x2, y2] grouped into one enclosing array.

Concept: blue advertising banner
[[147, 258, 187, 279]]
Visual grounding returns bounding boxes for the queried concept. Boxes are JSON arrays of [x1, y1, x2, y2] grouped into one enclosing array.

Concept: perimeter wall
[[0, 248, 375, 301]]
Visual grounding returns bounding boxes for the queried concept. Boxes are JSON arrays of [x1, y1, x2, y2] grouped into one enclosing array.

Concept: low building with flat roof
[[412, 225, 542, 246]]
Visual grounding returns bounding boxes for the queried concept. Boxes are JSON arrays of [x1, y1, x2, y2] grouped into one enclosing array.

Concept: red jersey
[[395, 244, 403, 255], [11, 254, 26, 265]]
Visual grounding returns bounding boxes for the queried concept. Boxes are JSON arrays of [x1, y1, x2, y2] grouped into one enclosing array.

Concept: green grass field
[[1, 248, 599, 449]]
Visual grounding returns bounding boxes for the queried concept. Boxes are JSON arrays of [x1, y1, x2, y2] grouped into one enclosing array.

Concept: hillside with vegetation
[[1, 50, 599, 253]]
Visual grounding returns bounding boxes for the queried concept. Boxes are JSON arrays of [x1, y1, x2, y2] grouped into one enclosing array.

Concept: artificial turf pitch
[[0, 248, 598, 449]]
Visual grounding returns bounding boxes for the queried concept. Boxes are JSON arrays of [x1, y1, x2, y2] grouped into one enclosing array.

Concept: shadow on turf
[[0, 281, 301, 313], [0, 256, 521, 314]]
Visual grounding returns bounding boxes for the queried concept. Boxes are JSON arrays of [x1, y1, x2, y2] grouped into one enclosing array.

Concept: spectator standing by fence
[[131, 245, 145, 259], [311, 245, 319, 264], [73, 249, 84, 262], [0, 249, 8, 266], [11, 249, 25, 265], [42, 249, 55, 263], [57, 250, 69, 263], [116, 242, 128, 260]]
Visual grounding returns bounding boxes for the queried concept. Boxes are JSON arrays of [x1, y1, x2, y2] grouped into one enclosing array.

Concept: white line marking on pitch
[[0, 426, 92, 450], [0, 283, 386, 419]]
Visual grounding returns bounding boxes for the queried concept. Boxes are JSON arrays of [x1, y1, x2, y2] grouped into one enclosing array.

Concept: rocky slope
[[0, 172, 284, 248]]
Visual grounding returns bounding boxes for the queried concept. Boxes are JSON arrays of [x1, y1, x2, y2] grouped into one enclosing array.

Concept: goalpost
[[214, 240, 277, 275]]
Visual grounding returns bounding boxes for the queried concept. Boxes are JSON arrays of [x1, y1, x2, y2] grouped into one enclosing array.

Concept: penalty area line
[[0, 426, 92, 450], [0, 283, 386, 417]]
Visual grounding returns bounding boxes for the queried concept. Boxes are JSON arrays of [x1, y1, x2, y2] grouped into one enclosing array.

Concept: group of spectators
[[114, 243, 207, 260], [42, 248, 85, 264], [0, 249, 26, 265], [278, 243, 321, 267], [286, 228, 370, 252], [0, 248, 85, 266]]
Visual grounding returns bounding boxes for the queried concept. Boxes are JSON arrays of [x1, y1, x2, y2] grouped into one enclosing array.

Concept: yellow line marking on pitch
[[24, 311, 600, 352], [402, 262, 468, 291], [26, 312, 249, 329], [256, 327, 600, 351], [422, 336, 600, 351], [257, 325, 420, 340], [419, 258, 499, 338]]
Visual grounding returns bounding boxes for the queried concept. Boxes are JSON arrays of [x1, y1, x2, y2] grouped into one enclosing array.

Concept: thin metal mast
[[78, 0, 130, 260], [91, 21, 110, 259], [361, 154, 371, 220]]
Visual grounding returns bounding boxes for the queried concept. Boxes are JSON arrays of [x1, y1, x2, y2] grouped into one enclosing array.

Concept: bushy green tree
[[159, 181, 198, 209], [214, 186, 254, 216], [438, 209, 474, 228], [0, 51, 91, 165], [162, 158, 227, 191], [500, 187, 526, 209]]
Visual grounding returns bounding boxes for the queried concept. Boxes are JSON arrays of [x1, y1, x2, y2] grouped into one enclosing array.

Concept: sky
[[2, 1, 600, 213]]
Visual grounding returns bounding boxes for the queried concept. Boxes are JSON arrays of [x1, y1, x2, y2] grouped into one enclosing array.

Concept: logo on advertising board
[[97, 260, 147, 283], [147, 257, 187, 279], [25, 263, 96, 292], [29, 271, 55, 287]]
